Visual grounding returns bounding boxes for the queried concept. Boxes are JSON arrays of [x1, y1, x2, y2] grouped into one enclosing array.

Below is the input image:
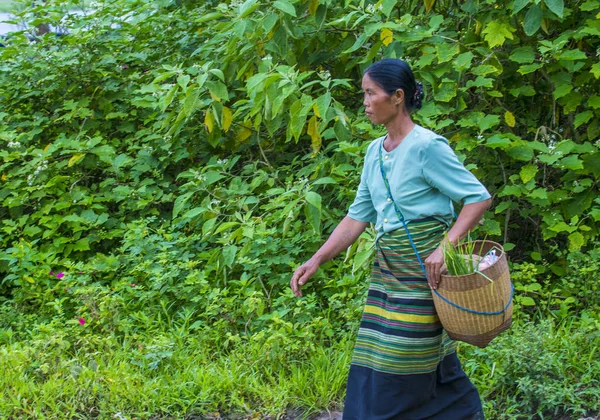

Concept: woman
[[290, 58, 491, 419]]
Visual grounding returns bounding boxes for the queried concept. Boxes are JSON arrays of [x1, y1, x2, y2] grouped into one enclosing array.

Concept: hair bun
[[413, 81, 424, 110]]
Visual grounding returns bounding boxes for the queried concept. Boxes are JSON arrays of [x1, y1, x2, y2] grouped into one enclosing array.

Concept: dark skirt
[[343, 219, 483, 420]]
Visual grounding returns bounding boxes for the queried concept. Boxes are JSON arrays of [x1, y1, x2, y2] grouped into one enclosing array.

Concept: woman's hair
[[364, 58, 424, 112]]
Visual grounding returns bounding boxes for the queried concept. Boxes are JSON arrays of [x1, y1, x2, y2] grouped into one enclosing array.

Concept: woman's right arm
[[290, 216, 369, 297]]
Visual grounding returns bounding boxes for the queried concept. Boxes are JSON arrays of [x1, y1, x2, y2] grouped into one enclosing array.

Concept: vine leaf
[[524, 4, 542, 35]]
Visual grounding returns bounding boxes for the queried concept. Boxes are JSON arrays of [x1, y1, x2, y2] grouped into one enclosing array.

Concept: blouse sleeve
[[422, 138, 491, 205], [347, 165, 377, 223]]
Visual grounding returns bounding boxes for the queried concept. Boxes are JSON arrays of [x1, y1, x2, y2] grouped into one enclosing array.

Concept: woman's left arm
[[424, 198, 492, 289]]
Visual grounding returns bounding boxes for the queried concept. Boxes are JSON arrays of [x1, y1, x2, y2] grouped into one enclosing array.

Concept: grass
[[0, 323, 352, 419], [1, 313, 599, 419]]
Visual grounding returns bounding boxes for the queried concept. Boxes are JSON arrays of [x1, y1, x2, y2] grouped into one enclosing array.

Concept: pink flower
[[78, 318, 86, 325], [131, 284, 136, 287], [50, 270, 54, 276], [122, 65, 128, 69], [56, 272, 64, 279], [78, 271, 83, 274]]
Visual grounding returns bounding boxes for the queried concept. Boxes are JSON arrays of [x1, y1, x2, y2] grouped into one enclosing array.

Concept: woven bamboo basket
[[433, 240, 513, 348]]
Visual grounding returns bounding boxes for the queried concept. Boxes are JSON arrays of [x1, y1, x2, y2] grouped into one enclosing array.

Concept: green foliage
[[1, 0, 600, 417], [464, 317, 600, 419]]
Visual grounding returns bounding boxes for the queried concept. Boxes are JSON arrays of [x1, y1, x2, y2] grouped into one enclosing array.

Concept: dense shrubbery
[[1, 0, 600, 418]]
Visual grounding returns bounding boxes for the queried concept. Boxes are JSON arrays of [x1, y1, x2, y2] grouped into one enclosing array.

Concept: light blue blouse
[[347, 125, 491, 240]]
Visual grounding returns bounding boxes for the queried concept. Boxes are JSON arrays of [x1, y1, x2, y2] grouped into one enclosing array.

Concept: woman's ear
[[394, 89, 405, 106]]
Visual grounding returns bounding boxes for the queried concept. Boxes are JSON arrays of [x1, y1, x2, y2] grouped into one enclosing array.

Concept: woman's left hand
[[424, 246, 445, 289]]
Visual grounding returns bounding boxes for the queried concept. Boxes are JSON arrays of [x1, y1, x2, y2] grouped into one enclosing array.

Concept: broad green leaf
[[485, 135, 512, 149], [588, 96, 600, 109], [482, 219, 501, 236], [289, 99, 308, 141], [530, 188, 548, 200], [507, 145, 534, 161], [209, 69, 225, 82], [518, 63, 543, 75], [222, 245, 238, 268], [509, 46, 535, 63], [113, 154, 131, 169], [559, 155, 584, 170], [520, 164, 538, 183], [183, 87, 200, 118], [544, 0, 564, 18], [352, 247, 375, 273], [202, 218, 217, 236], [435, 81, 457, 102], [482, 21, 515, 48], [574, 111, 593, 129], [471, 65, 499, 76], [273, 0, 297, 16], [466, 76, 493, 89], [436, 43, 460, 63], [152, 71, 177, 84], [308, 0, 319, 15], [177, 74, 190, 90], [591, 62, 600, 79], [73, 238, 90, 251], [503, 243, 516, 251], [214, 222, 239, 235], [519, 296, 536, 306], [305, 191, 322, 211], [203, 171, 226, 185], [454, 52, 473, 70], [379, 0, 397, 17], [206, 81, 228, 102], [304, 200, 321, 234], [173, 192, 193, 219], [558, 50, 587, 61], [568, 232, 584, 251], [344, 32, 370, 54], [162, 85, 179, 112], [182, 207, 206, 219], [510, 85, 536, 97], [553, 83, 572, 99], [495, 200, 513, 213], [524, 4, 542, 36], [581, 0, 600, 11], [499, 185, 523, 197], [512, 0, 530, 14], [478, 114, 500, 132], [314, 92, 331, 120], [239, 0, 259, 18]]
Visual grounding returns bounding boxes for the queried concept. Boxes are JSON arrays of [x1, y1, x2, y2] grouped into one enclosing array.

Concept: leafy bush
[[1, 0, 600, 417]]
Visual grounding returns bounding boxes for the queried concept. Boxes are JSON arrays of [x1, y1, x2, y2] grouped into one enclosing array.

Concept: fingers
[[425, 261, 442, 290], [291, 266, 312, 297], [290, 267, 304, 297]]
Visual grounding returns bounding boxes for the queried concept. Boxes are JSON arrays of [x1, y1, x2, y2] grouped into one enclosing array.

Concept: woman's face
[[361, 73, 404, 125]]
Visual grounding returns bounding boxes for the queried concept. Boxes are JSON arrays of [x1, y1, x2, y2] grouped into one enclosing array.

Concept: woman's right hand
[[290, 258, 320, 297]]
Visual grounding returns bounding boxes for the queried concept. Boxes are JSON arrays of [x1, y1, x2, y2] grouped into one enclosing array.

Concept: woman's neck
[[384, 114, 415, 149]]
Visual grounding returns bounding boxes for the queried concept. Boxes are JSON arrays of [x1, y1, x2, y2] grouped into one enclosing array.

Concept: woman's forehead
[[361, 73, 378, 89]]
